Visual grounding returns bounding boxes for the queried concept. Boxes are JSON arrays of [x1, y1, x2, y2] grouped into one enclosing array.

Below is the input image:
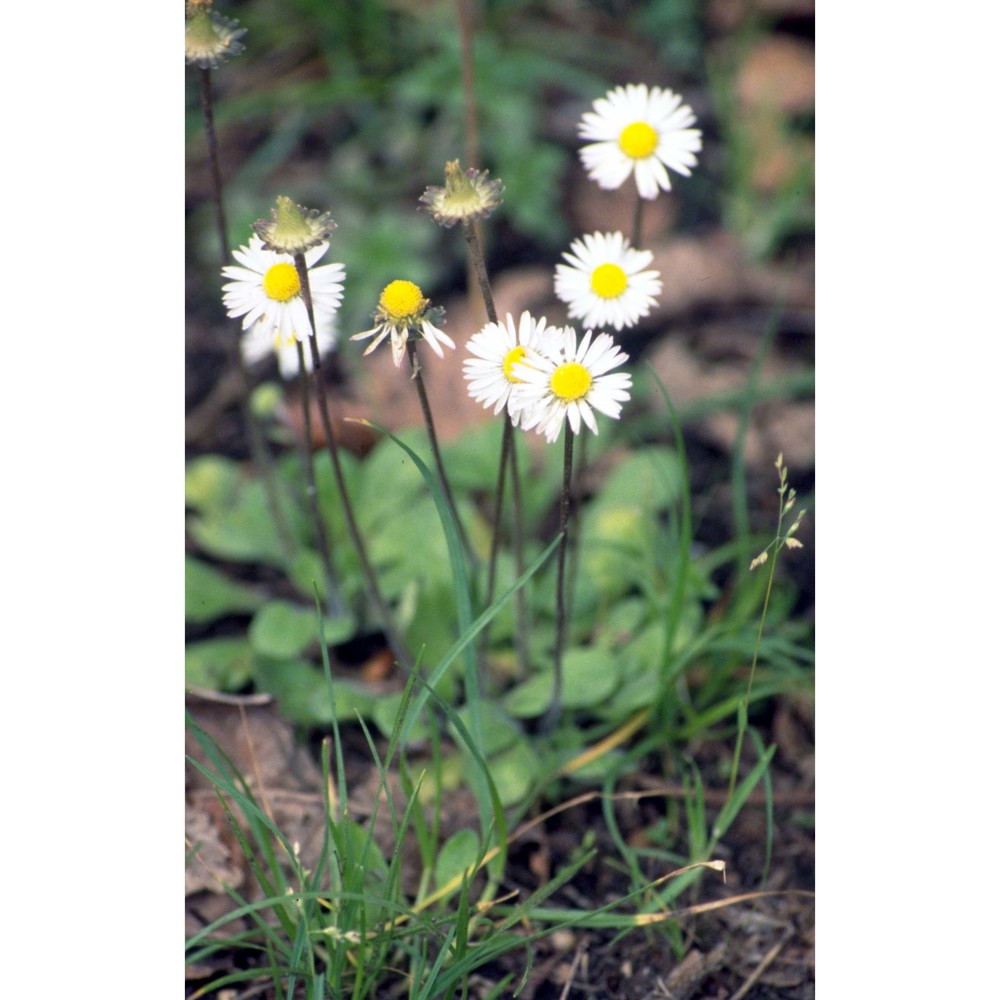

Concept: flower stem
[[294, 254, 412, 668], [462, 220, 498, 323], [405, 340, 474, 565], [455, 0, 480, 171], [507, 421, 530, 678], [462, 217, 530, 671], [541, 429, 575, 733], [481, 417, 530, 676], [198, 64, 296, 565], [199, 68, 229, 260], [484, 418, 511, 610], [293, 340, 346, 618]]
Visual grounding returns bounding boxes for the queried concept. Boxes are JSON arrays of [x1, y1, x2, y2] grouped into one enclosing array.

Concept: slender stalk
[[455, 0, 480, 170], [484, 417, 512, 610], [405, 340, 473, 564], [462, 220, 497, 322], [293, 254, 411, 668], [462, 219, 530, 675], [540, 429, 575, 733], [199, 68, 229, 258], [455, 0, 485, 320], [293, 340, 346, 618], [727, 548, 779, 799], [726, 461, 802, 799], [480, 416, 530, 675], [507, 420, 530, 678], [197, 64, 296, 563], [564, 430, 586, 626]]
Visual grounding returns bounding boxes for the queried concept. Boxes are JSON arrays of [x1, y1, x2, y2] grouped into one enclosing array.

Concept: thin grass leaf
[[711, 742, 777, 846], [644, 367, 695, 696], [365, 423, 482, 743], [399, 534, 560, 748]]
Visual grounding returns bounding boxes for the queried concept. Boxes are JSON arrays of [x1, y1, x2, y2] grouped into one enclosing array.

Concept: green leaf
[[248, 600, 354, 660], [434, 829, 481, 894], [372, 690, 432, 743], [578, 504, 649, 597], [187, 480, 289, 566], [185, 555, 264, 624], [488, 739, 541, 806], [596, 446, 683, 512], [185, 637, 254, 692], [251, 656, 378, 725], [184, 455, 241, 513], [440, 421, 505, 492], [456, 701, 522, 757], [504, 647, 622, 717]]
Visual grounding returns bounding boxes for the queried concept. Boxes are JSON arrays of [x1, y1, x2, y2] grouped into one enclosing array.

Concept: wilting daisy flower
[[578, 83, 701, 200], [241, 311, 337, 379], [420, 159, 504, 229], [221, 235, 345, 345], [554, 231, 661, 331], [185, 2, 247, 69], [514, 328, 632, 443], [351, 280, 455, 368], [464, 311, 555, 424], [254, 195, 337, 256]]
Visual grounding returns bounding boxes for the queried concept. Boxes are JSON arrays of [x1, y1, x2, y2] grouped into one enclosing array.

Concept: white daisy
[[241, 312, 338, 379], [351, 280, 455, 368], [578, 83, 702, 200], [463, 311, 554, 424], [221, 235, 345, 345], [514, 328, 632, 443], [554, 231, 661, 331]]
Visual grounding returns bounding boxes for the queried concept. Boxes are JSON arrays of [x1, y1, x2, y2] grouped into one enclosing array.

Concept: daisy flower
[[351, 280, 455, 368], [221, 235, 345, 345], [514, 328, 632, 443], [554, 231, 661, 331], [463, 311, 555, 424], [241, 311, 337, 379], [578, 83, 702, 200]]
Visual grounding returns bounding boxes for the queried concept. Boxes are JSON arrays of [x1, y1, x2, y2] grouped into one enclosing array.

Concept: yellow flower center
[[550, 362, 592, 402], [262, 262, 301, 302], [380, 280, 424, 321], [591, 263, 628, 300], [502, 345, 528, 383], [618, 121, 658, 159]]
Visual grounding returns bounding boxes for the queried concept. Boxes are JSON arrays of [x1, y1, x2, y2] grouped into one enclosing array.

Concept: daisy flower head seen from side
[[221, 235, 345, 345], [241, 311, 338, 380], [554, 231, 661, 332], [514, 327, 632, 443], [351, 280, 455, 368], [463, 311, 555, 425], [578, 83, 702, 200]]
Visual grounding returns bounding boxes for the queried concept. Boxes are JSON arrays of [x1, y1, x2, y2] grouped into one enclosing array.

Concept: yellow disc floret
[[590, 263, 628, 300], [550, 362, 592, 402], [618, 121, 658, 159], [502, 345, 528, 383], [262, 262, 301, 302], [380, 280, 425, 322]]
